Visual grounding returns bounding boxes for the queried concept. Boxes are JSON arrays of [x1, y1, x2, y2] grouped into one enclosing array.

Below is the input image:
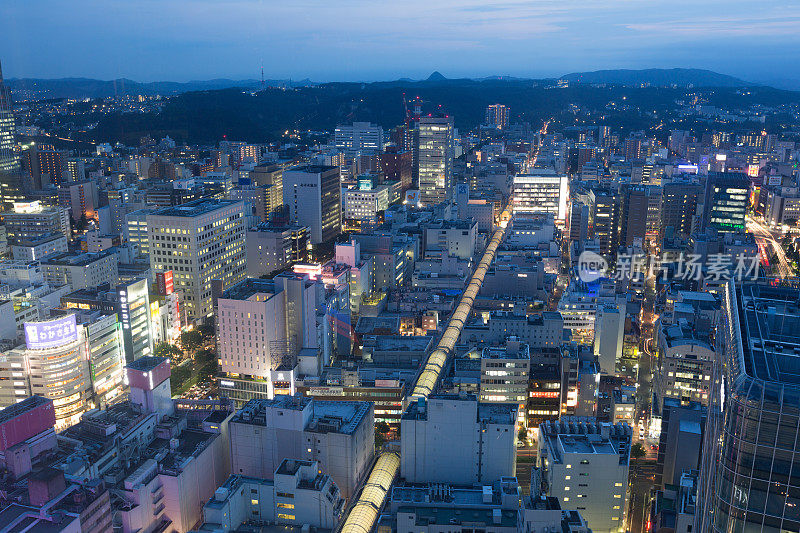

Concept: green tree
[[631, 442, 647, 461], [180, 330, 203, 355], [518, 427, 528, 443], [154, 342, 181, 359], [198, 323, 215, 339]]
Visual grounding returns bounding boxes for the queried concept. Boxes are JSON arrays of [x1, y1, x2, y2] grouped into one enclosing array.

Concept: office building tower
[[480, 341, 530, 412], [11, 232, 68, 261], [380, 146, 412, 189], [701, 172, 749, 233], [655, 398, 705, 488], [0, 61, 24, 207], [537, 418, 632, 533], [148, 199, 246, 322], [246, 224, 310, 278], [58, 179, 99, 221], [229, 395, 374, 498], [401, 395, 516, 485], [593, 299, 626, 374], [0, 312, 125, 429], [485, 104, 510, 130], [513, 173, 569, 220], [0, 200, 71, 242], [697, 282, 800, 532], [282, 165, 341, 244], [61, 278, 154, 363], [661, 181, 702, 239], [124, 208, 154, 256], [589, 188, 621, 257], [334, 121, 384, 152], [344, 184, 390, 221], [654, 323, 715, 409], [569, 202, 589, 243], [619, 184, 661, 246], [22, 145, 69, 188], [416, 115, 454, 206]]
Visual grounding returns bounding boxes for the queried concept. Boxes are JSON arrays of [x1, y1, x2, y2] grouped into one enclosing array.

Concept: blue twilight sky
[[2, 0, 799, 84]]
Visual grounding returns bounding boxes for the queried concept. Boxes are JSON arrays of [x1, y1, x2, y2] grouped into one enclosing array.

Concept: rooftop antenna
[[261, 60, 265, 90]]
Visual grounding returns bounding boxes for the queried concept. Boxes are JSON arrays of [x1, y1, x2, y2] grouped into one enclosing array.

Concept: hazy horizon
[[3, 1, 799, 86]]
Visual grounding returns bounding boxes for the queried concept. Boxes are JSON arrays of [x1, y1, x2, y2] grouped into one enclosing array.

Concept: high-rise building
[[513, 173, 569, 220], [282, 165, 342, 244], [416, 115, 454, 206], [701, 172, 749, 233], [334, 122, 384, 152], [215, 273, 341, 404], [41, 250, 119, 291], [569, 202, 589, 243], [147, 199, 246, 322], [589, 188, 621, 257], [697, 282, 800, 532], [654, 323, 715, 410], [0, 61, 24, 208], [661, 180, 702, 239], [536, 418, 632, 533], [655, 398, 705, 488], [58, 179, 99, 221], [22, 145, 68, 188], [480, 341, 530, 411], [619, 184, 662, 246], [380, 146, 412, 190], [246, 224, 310, 278], [485, 104, 510, 130]]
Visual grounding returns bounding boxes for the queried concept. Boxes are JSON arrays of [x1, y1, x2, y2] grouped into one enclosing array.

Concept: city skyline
[[2, 1, 800, 87]]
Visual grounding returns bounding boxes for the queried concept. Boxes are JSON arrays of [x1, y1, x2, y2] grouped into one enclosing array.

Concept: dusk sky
[[2, 0, 799, 84]]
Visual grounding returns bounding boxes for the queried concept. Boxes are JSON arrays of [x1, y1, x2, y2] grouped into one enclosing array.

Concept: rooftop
[[0, 395, 51, 425], [153, 199, 241, 218], [40, 250, 115, 267], [221, 277, 277, 301], [126, 356, 168, 373], [397, 506, 518, 528], [735, 282, 800, 386]]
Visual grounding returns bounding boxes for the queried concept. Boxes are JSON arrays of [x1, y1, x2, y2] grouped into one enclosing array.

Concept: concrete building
[[41, 250, 119, 291], [480, 341, 530, 410], [537, 418, 632, 533], [58, 180, 99, 221], [229, 395, 374, 498], [148, 199, 246, 322], [11, 233, 68, 261], [199, 459, 345, 531], [423, 218, 478, 260], [401, 395, 516, 485], [344, 184, 390, 221], [654, 322, 715, 409], [335, 121, 384, 152], [0, 201, 71, 242], [701, 171, 749, 233], [245, 224, 310, 278], [655, 398, 705, 488], [417, 115, 454, 206], [124, 208, 154, 256], [485, 104, 510, 130], [283, 165, 342, 244], [512, 173, 568, 220], [593, 297, 626, 375]]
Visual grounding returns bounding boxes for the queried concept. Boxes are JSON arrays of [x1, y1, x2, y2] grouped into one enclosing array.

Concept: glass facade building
[[698, 281, 800, 532]]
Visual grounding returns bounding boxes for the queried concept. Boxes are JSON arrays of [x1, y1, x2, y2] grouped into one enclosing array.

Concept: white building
[[593, 298, 626, 375], [216, 274, 322, 403], [147, 199, 246, 322], [124, 209, 154, 256], [480, 341, 530, 412], [423, 218, 478, 260], [344, 184, 390, 221], [334, 121, 384, 152], [229, 395, 374, 498], [537, 418, 632, 533], [0, 201, 71, 242], [11, 233, 68, 261], [41, 250, 119, 291], [401, 395, 516, 485], [283, 165, 342, 244], [417, 116, 454, 206], [199, 459, 345, 531], [512, 173, 568, 220]]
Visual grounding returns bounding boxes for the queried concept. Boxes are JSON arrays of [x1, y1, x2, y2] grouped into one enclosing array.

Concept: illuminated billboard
[[24, 315, 78, 350]]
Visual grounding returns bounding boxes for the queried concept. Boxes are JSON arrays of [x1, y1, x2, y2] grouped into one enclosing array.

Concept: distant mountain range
[[6, 77, 315, 100], [560, 68, 750, 88], [4, 68, 789, 101]]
